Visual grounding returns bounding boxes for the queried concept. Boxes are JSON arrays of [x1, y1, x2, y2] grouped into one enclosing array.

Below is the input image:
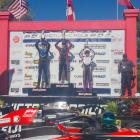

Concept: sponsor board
[[9, 30, 124, 95]]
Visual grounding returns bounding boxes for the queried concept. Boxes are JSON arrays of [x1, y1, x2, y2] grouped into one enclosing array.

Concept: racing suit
[[55, 39, 73, 82], [35, 39, 50, 88], [79, 48, 96, 92]]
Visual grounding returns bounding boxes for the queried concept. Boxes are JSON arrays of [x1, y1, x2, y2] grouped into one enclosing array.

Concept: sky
[[28, 0, 140, 21]]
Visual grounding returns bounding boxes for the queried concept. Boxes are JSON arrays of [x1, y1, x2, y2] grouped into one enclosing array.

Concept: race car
[[51, 124, 140, 140], [41, 102, 104, 126], [57, 115, 96, 135]]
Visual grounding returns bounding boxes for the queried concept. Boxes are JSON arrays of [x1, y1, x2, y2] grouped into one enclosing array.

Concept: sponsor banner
[[9, 30, 125, 95], [9, 32, 24, 95]]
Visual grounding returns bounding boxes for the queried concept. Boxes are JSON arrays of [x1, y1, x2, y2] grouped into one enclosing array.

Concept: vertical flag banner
[[8, 0, 28, 19], [67, 0, 75, 21], [118, 0, 135, 9]]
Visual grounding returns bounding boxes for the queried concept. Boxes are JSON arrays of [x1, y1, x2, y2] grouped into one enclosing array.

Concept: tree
[[0, 99, 4, 108], [0, 0, 13, 11], [105, 101, 118, 115]]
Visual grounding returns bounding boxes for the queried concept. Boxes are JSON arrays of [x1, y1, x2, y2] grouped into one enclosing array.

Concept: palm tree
[[0, 99, 4, 108], [105, 101, 118, 115]]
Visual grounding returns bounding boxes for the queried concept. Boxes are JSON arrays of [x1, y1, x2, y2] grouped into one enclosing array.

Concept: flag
[[8, 0, 28, 19], [118, 0, 135, 9], [66, 0, 75, 21]]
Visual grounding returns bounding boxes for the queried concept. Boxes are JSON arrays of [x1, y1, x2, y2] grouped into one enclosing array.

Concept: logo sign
[[13, 36, 20, 44]]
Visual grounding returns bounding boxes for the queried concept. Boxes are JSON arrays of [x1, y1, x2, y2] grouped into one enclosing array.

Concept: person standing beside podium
[[118, 53, 135, 97]]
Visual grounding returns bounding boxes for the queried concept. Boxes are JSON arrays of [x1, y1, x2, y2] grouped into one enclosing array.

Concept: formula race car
[[41, 102, 104, 126]]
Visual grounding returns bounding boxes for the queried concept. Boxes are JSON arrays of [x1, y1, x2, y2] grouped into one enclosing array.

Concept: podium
[[29, 83, 75, 96], [50, 83, 75, 96]]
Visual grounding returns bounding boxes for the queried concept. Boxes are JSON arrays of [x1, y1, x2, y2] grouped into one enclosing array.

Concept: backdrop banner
[[9, 30, 125, 96]]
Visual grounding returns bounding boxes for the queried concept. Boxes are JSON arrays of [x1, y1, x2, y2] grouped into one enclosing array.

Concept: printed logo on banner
[[25, 44, 35, 48], [24, 82, 32, 86], [112, 49, 123, 55], [11, 60, 20, 65], [114, 88, 121, 93], [24, 32, 38, 39], [33, 60, 39, 64], [24, 51, 33, 58], [93, 75, 106, 78], [24, 74, 32, 80], [96, 60, 110, 63], [94, 67, 106, 72], [10, 88, 20, 93], [24, 34, 30, 38], [33, 82, 38, 87], [24, 60, 39, 65], [95, 52, 106, 55], [12, 36, 20, 44], [90, 44, 106, 49], [25, 66, 38, 70], [74, 75, 83, 78], [96, 83, 109, 86]]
